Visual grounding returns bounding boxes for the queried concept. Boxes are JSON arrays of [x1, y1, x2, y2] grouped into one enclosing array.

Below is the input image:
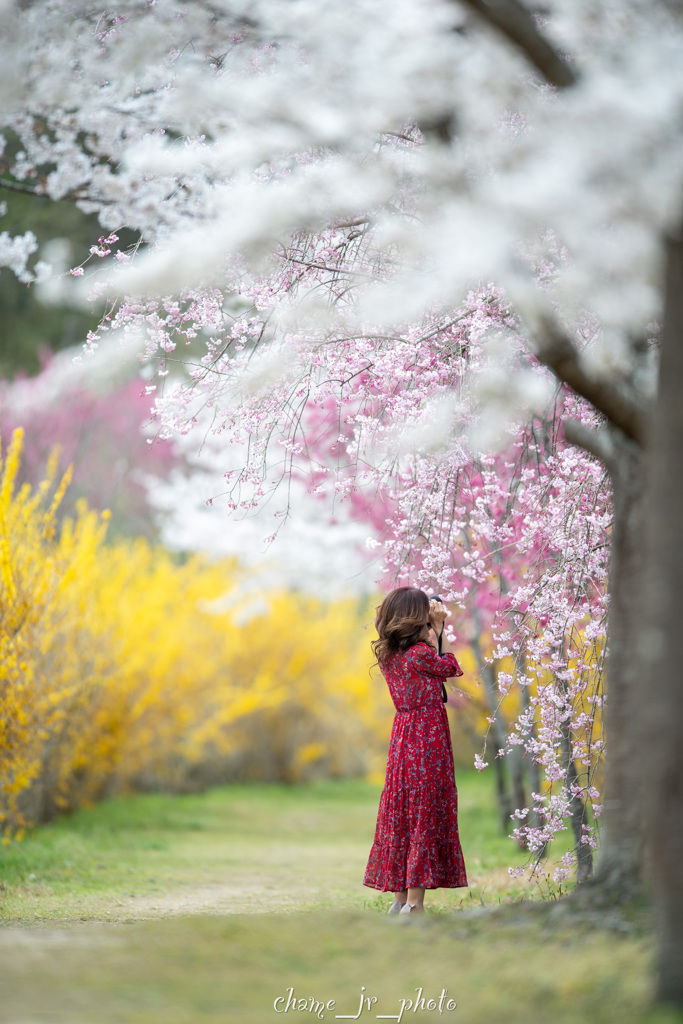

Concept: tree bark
[[469, 600, 515, 831], [464, 530, 516, 831], [509, 744, 527, 828], [590, 431, 646, 894], [559, 709, 593, 883], [490, 735, 514, 833], [520, 680, 544, 840], [640, 229, 683, 1006], [458, 0, 578, 89]]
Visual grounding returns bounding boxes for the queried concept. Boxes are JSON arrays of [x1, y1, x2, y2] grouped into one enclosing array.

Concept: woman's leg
[[405, 885, 425, 910], [387, 889, 408, 914]]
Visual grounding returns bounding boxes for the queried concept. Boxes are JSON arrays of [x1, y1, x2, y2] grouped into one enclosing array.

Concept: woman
[[363, 586, 469, 915]]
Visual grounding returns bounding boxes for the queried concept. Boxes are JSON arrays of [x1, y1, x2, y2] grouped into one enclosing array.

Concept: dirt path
[[0, 777, 523, 930], [85, 873, 348, 922], [0, 835, 380, 927]]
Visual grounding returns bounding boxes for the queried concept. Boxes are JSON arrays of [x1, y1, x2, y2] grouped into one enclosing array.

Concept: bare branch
[[458, 0, 578, 89], [0, 177, 46, 199], [0, 176, 116, 207], [564, 420, 616, 470], [332, 218, 371, 229], [528, 310, 648, 445]]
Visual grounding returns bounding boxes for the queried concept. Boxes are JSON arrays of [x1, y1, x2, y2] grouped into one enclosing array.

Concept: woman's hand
[[428, 598, 448, 636]]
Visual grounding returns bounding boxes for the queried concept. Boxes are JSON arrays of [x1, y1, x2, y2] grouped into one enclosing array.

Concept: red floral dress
[[363, 642, 468, 892]]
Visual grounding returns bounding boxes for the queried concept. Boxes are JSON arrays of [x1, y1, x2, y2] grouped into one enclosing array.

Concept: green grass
[[0, 772, 553, 923], [0, 773, 665, 1024], [0, 908, 671, 1024]]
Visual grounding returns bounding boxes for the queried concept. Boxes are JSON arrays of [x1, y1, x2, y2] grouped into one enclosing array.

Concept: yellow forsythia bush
[[0, 429, 392, 838]]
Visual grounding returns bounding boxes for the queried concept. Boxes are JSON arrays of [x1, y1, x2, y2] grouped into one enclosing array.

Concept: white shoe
[[387, 900, 406, 915], [399, 902, 424, 915]]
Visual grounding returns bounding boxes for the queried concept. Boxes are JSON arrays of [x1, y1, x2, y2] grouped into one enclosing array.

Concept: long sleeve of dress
[[407, 643, 463, 680]]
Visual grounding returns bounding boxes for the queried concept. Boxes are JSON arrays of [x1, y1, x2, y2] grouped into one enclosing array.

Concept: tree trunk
[[469, 605, 514, 831], [490, 736, 514, 833], [639, 229, 683, 1006], [520, 680, 544, 839], [591, 432, 646, 894], [509, 745, 527, 826], [559, 710, 593, 883]]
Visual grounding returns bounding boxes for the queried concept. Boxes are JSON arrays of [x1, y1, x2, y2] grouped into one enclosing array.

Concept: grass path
[[0, 776, 669, 1024], [0, 774, 536, 924]]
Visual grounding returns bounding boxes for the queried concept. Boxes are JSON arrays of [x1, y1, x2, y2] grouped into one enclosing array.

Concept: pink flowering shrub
[[0, 354, 176, 537]]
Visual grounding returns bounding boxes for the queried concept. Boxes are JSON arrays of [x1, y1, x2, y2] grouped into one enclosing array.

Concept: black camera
[[425, 595, 448, 700]]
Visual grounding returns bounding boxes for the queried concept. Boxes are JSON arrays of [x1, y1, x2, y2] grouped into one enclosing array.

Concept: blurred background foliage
[[0, 427, 491, 839], [0, 131, 142, 378], [0, 186, 100, 377], [0, 174, 171, 538], [0, 426, 384, 836], [0, 364, 177, 540]]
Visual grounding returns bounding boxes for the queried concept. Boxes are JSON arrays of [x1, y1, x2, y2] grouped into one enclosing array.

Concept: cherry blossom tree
[[1, 0, 683, 1001]]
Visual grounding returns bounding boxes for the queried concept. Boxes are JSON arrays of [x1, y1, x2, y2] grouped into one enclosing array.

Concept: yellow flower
[[0, 428, 390, 835]]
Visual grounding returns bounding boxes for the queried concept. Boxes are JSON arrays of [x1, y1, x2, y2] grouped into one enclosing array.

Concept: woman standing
[[363, 587, 468, 915]]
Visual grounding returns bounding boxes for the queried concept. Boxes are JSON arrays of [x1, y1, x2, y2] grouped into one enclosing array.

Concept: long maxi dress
[[363, 641, 468, 892]]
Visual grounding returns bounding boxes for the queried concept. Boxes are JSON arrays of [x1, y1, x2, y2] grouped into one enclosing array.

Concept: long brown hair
[[371, 587, 431, 666]]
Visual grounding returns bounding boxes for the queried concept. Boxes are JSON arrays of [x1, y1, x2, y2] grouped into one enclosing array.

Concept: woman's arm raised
[[429, 599, 470, 706], [428, 599, 455, 655]]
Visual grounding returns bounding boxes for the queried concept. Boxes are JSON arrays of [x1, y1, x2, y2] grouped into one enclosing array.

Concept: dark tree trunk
[[520, 680, 544, 838], [591, 433, 646, 894], [559, 711, 593, 883], [490, 736, 514, 833], [470, 601, 515, 832], [640, 229, 683, 1006], [509, 745, 527, 828]]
